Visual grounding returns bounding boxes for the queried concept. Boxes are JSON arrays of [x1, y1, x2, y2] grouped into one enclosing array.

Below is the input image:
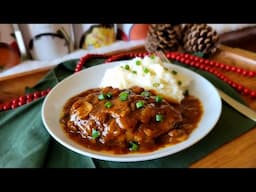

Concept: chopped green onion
[[136, 60, 141, 65], [153, 82, 160, 87], [132, 70, 137, 74], [104, 101, 113, 108], [136, 101, 144, 109], [141, 91, 151, 97], [143, 67, 149, 73], [106, 93, 112, 99], [124, 65, 130, 70], [92, 129, 100, 139], [150, 55, 155, 59], [172, 70, 178, 75], [129, 141, 139, 151], [156, 114, 163, 122], [177, 80, 182, 86], [98, 93, 105, 100], [119, 91, 129, 101], [155, 95, 163, 103]]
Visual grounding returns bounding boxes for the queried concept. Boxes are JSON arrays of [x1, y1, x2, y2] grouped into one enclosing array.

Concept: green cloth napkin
[[1, 58, 256, 168]]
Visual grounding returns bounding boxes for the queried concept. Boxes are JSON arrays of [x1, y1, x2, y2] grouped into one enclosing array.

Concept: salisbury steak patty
[[63, 86, 183, 151]]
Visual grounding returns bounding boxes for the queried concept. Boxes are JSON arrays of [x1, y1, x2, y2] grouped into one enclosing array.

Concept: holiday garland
[[1, 51, 256, 112]]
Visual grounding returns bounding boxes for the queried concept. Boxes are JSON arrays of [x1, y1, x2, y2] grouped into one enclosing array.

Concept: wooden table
[[1, 45, 256, 168]]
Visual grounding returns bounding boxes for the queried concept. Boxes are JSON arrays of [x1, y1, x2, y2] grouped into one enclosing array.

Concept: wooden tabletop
[[1, 45, 256, 168]]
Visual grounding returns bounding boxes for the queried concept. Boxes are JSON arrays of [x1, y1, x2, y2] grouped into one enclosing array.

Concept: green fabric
[[0, 58, 255, 168]]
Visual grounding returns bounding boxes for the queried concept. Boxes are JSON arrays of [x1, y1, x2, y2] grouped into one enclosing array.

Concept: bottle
[[73, 24, 116, 50], [19, 24, 74, 60], [0, 24, 21, 71]]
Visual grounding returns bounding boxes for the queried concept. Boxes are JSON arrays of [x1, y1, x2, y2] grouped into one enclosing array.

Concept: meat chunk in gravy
[[60, 86, 203, 154]]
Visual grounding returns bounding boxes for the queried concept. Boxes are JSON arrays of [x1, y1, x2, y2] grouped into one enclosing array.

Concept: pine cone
[[182, 24, 219, 55], [145, 24, 181, 53]]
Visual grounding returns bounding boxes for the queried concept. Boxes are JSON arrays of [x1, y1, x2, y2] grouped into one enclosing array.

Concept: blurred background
[[1, 23, 256, 73]]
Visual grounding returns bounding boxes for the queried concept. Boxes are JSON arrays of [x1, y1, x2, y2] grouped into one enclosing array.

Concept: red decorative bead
[[248, 71, 255, 77], [26, 94, 33, 100], [41, 90, 48, 96], [194, 57, 199, 62], [11, 103, 18, 109], [18, 96, 26, 102], [236, 68, 242, 73], [231, 82, 238, 88], [198, 64, 204, 69], [237, 85, 244, 91], [26, 98, 33, 103], [12, 99, 19, 105], [230, 66, 236, 72], [250, 91, 256, 97], [204, 60, 209, 65], [242, 88, 250, 95], [175, 56, 180, 61], [190, 61, 195, 66], [242, 70, 248, 76], [3, 103, 11, 110], [166, 52, 172, 58], [225, 65, 230, 71], [189, 55, 194, 60], [180, 58, 185, 63], [199, 58, 204, 63], [33, 92, 41, 98], [184, 59, 190, 64], [18, 100, 25, 106]]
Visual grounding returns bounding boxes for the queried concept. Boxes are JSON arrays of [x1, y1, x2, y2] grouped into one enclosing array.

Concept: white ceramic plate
[[42, 61, 222, 162]]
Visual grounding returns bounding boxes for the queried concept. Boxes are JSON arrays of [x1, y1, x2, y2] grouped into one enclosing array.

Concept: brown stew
[[60, 86, 203, 154]]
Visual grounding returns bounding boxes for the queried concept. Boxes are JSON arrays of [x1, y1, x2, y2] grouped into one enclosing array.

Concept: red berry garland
[[1, 52, 256, 112]]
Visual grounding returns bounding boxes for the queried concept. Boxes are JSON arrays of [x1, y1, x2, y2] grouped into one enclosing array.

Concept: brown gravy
[[60, 86, 203, 154]]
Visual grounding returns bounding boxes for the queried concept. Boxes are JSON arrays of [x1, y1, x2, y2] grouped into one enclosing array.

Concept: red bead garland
[[2, 51, 256, 112], [0, 88, 51, 112], [166, 52, 256, 97]]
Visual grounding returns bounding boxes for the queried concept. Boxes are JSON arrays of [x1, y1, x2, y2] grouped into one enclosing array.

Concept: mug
[[19, 24, 74, 60]]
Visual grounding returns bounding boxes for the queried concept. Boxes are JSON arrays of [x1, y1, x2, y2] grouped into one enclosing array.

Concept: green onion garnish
[[156, 114, 163, 122], [136, 101, 144, 109], [104, 101, 113, 108], [92, 129, 100, 139], [129, 141, 139, 151], [124, 65, 130, 70], [119, 91, 129, 101], [178, 81, 182, 86], [150, 55, 155, 59], [155, 96, 163, 103], [98, 93, 105, 100], [143, 67, 149, 73], [106, 93, 112, 99], [136, 60, 141, 65], [141, 91, 151, 97], [172, 70, 178, 75]]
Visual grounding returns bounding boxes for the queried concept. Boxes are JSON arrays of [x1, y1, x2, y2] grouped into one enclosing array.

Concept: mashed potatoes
[[100, 55, 191, 103]]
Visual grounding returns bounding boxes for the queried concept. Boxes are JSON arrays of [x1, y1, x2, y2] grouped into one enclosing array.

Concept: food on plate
[[100, 55, 191, 103], [60, 86, 203, 154]]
